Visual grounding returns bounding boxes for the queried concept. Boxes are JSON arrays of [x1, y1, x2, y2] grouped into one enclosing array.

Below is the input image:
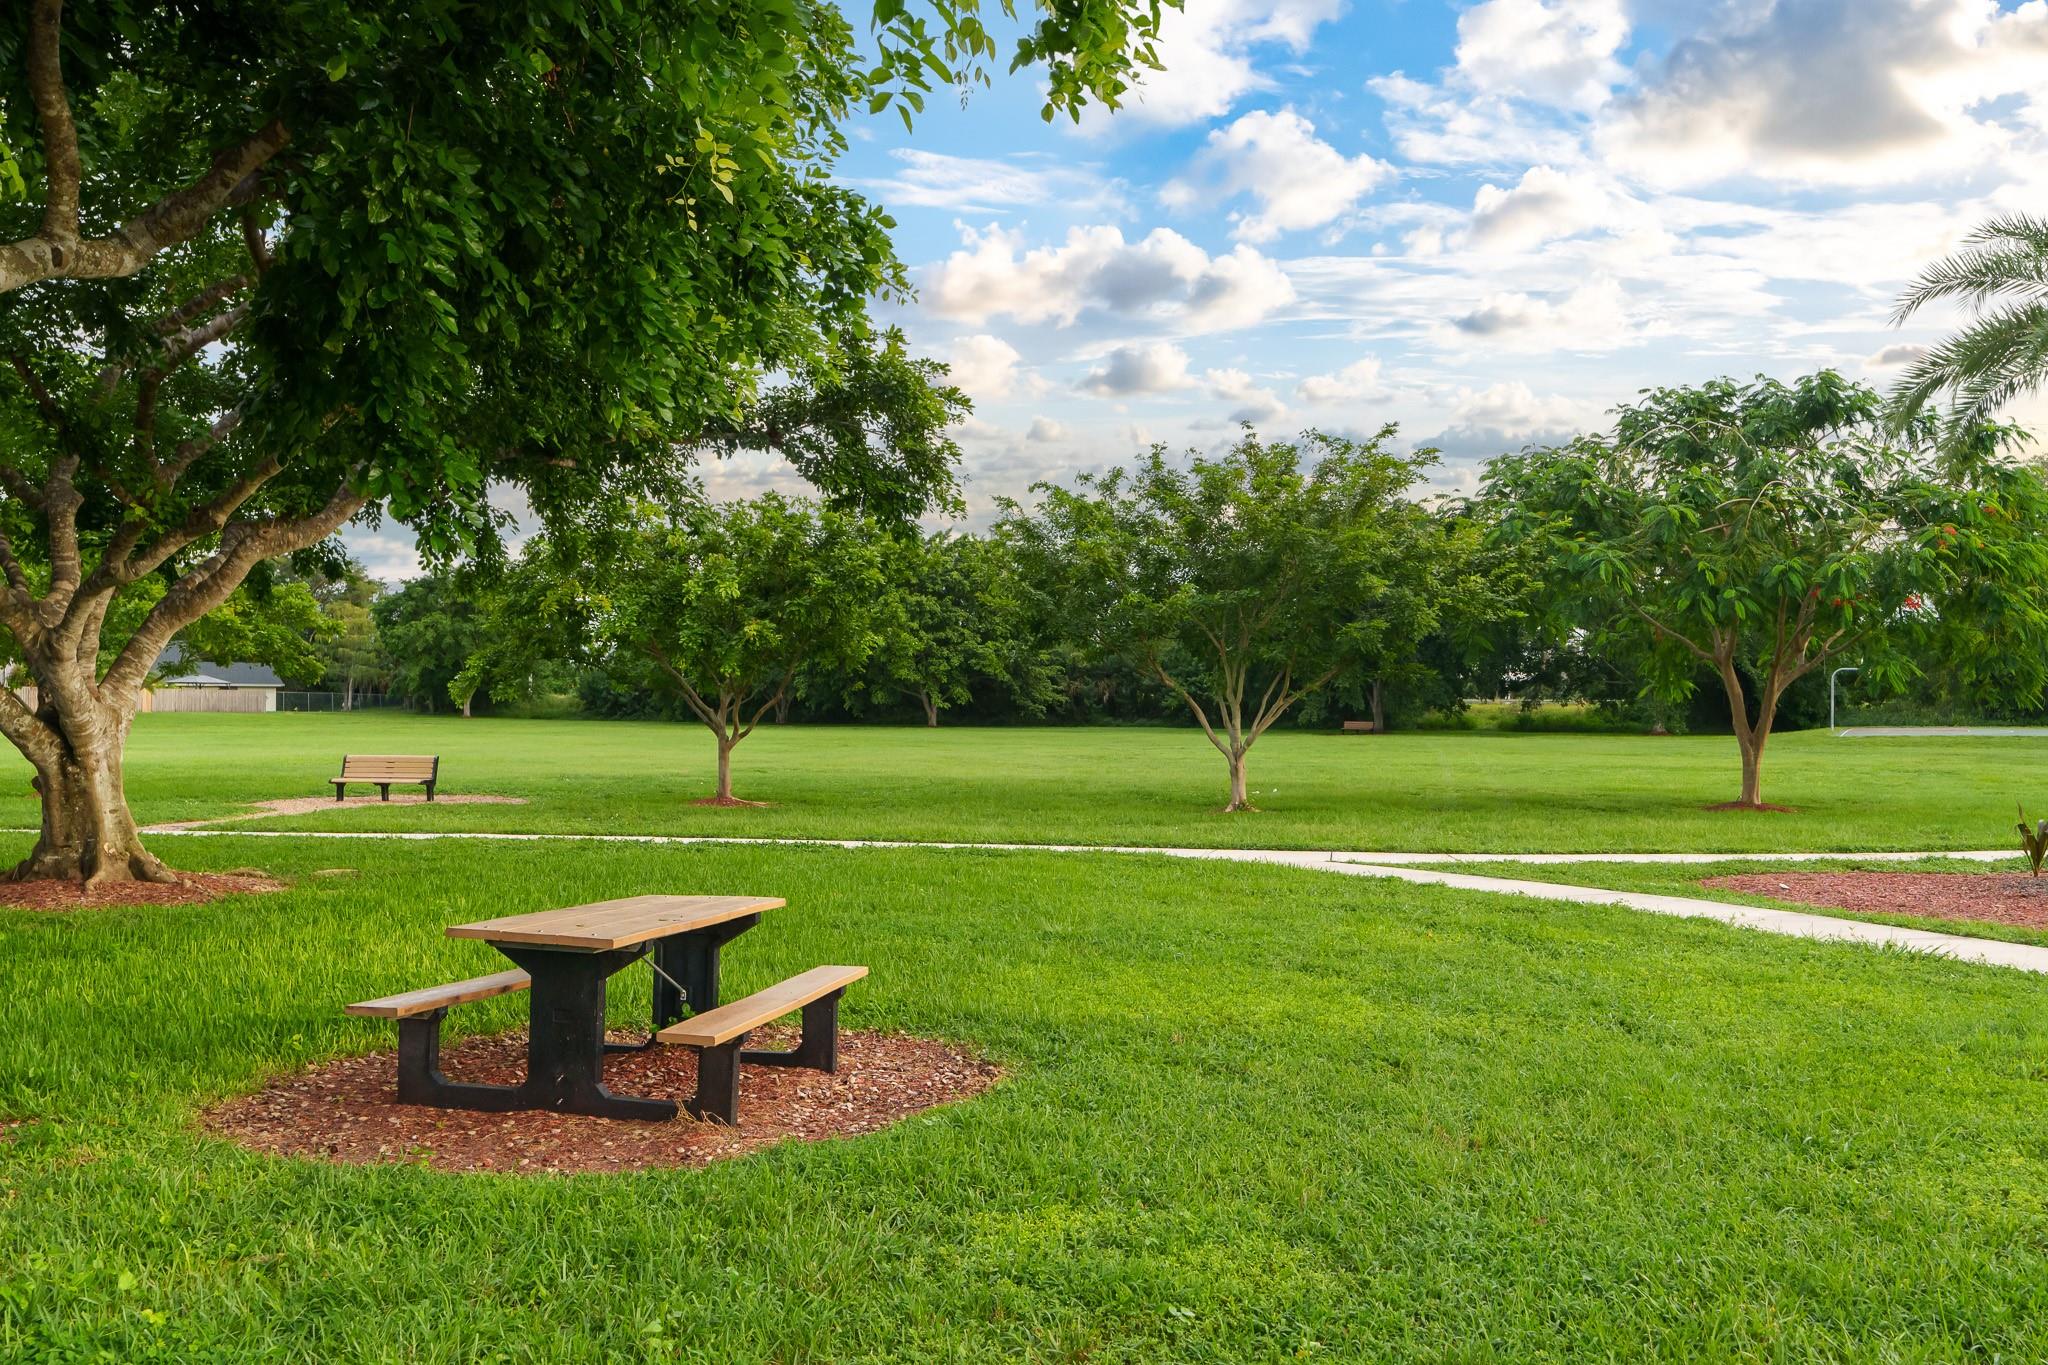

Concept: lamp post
[[1830, 665, 1860, 735]]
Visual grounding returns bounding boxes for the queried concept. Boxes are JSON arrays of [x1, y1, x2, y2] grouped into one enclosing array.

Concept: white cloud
[[863, 150, 1123, 215], [1465, 165, 1619, 251], [1026, 416, 1068, 442], [1454, 0, 1629, 110], [1081, 342, 1193, 396], [945, 334, 1034, 401], [1448, 381, 1605, 440], [1106, 0, 1344, 127], [1866, 342, 1930, 369], [1444, 276, 1635, 352], [926, 223, 1296, 334], [1297, 356, 1386, 404], [1203, 367, 1289, 423], [1162, 109, 1394, 242], [1600, 0, 2048, 188]]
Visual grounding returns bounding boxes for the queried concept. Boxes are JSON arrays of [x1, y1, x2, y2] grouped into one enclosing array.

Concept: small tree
[[1487, 372, 2048, 808], [480, 497, 886, 804], [1000, 428, 1449, 811], [374, 574, 486, 715], [862, 534, 1048, 726]]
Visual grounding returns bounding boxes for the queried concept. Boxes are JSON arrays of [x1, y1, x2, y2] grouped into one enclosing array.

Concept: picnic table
[[379, 894, 781, 1121]]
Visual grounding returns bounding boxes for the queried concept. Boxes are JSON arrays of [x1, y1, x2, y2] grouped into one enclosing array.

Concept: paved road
[[1838, 726, 2048, 737]]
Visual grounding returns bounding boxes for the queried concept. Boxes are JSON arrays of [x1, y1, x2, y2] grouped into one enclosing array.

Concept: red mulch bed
[[0, 871, 286, 911], [205, 1027, 1002, 1175], [1703, 870, 2048, 930]]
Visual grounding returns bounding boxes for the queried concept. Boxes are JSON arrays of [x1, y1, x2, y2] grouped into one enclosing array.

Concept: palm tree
[[1891, 213, 2048, 422]]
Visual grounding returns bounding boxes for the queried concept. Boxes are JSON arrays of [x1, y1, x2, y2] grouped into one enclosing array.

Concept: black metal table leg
[[499, 944, 677, 1121], [650, 914, 761, 1031]]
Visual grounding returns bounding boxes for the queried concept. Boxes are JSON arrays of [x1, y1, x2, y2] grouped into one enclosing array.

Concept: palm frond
[[1894, 301, 2048, 424]]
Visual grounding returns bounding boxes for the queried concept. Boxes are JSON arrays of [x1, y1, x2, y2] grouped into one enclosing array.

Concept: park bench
[[344, 969, 531, 1105], [657, 964, 869, 1125], [333, 753, 439, 802], [1341, 720, 1376, 733]]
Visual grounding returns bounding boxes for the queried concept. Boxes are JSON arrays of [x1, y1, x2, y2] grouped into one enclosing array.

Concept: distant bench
[[1340, 721, 1376, 733], [333, 754, 439, 802]]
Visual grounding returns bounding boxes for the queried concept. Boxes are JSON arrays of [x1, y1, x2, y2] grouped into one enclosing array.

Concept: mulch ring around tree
[[205, 1027, 1003, 1175], [1702, 870, 2048, 930], [0, 871, 287, 911]]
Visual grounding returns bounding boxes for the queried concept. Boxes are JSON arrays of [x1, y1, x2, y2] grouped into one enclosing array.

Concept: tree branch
[[0, 116, 290, 294], [25, 0, 80, 251], [1153, 655, 1229, 757], [101, 480, 365, 695]]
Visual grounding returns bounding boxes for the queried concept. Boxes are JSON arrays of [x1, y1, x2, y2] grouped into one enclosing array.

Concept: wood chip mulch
[[0, 871, 287, 911], [1703, 870, 2048, 929], [204, 1027, 1002, 1175]]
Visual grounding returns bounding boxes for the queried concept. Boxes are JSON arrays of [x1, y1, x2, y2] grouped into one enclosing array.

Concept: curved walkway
[[109, 826, 2048, 977]]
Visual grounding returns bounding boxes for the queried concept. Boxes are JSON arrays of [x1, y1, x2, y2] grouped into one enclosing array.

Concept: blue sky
[[349, 0, 2048, 576]]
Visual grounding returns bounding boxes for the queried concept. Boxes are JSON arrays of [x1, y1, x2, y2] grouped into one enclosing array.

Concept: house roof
[[157, 643, 284, 689]]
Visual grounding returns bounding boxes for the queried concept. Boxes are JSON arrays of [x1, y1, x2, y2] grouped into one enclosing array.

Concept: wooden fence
[[6, 686, 276, 714]]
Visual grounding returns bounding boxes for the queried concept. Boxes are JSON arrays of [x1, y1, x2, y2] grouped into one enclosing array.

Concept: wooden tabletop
[[447, 894, 784, 951]]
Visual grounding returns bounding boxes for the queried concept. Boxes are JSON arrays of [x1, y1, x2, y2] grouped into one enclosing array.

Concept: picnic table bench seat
[[657, 964, 869, 1125], [333, 754, 439, 801], [345, 969, 530, 1105]]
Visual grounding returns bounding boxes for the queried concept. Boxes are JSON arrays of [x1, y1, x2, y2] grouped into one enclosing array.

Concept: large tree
[[1487, 372, 2048, 808], [999, 428, 1451, 812], [0, 0, 1167, 883]]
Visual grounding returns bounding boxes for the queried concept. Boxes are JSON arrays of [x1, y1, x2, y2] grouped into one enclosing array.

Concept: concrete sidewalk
[[92, 825, 2046, 977]]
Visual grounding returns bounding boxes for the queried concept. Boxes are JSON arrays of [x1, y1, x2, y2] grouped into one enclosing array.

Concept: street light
[[1830, 665, 1860, 735]]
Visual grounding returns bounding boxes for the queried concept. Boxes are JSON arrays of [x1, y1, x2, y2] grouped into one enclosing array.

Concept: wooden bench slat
[[345, 969, 530, 1019], [656, 965, 867, 1047]]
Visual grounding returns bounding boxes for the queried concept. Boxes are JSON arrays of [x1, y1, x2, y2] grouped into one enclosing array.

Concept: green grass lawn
[[1429, 855, 2048, 950], [5, 833, 2048, 1361], [20, 711, 2045, 852]]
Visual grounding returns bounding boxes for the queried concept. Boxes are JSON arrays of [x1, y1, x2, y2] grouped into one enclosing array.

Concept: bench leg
[[333, 782, 346, 803], [378, 783, 391, 802], [425, 780, 436, 803], [742, 989, 845, 1073], [688, 1032, 750, 1125], [395, 1009, 526, 1111]]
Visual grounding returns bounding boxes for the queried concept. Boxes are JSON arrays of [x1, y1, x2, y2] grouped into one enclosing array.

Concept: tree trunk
[[460, 694, 472, 718], [919, 690, 938, 727], [1737, 733, 1765, 806], [1369, 679, 1385, 734], [1223, 748, 1252, 813], [715, 735, 735, 801], [9, 685, 171, 885]]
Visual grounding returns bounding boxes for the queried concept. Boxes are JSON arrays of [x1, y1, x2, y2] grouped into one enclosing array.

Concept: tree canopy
[[999, 428, 1456, 811], [1486, 372, 2048, 806], [0, 0, 1159, 881]]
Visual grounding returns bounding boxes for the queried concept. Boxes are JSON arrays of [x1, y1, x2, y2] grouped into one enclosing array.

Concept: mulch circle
[[204, 1027, 1002, 1175], [1703, 870, 2048, 929], [0, 871, 287, 911], [1702, 801, 1799, 813]]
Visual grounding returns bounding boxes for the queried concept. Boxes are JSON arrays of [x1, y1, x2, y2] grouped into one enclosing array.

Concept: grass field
[[18, 711, 2045, 851], [6, 832, 2048, 1361]]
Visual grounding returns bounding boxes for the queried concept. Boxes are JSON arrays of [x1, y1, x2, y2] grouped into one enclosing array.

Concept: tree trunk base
[[1702, 800, 1799, 814], [690, 795, 772, 808], [7, 843, 179, 886], [1219, 800, 1261, 814]]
